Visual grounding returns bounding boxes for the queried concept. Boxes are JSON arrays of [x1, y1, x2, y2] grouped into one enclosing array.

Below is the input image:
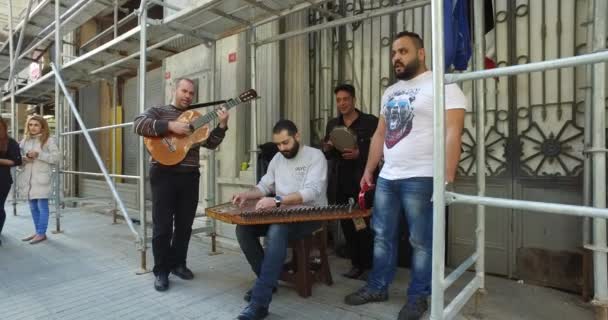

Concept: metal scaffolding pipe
[[53, 0, 63, 233], [6, 0, 34, 88], [18, 0, 98, 63], [50, 63, 140, 241], [7, 0, 17, 216], [148, 0, 181, 11], [207, 45, 218, 253], [61, 122, 133, 136], [443, 276, 482, 319], [445, 50, 608, 84], [582, 0, 594, 248], [591, 0, 608, 305], [137, 0, 149, 272], [89, 34, 182, 75], [112, 0, 119, 224], [61, 170, 140, 180], [443, 252, 479, 290], [249, 29, 258, 182], [176, 0, 329, 44], [447, 192, 608, 220], [80, 11, 137, 49], [253, 0, 430, 46], [472, 0, 487, 292], [430, 0, 447, 318], [250, 0, 330, 29], [34, 0, 90, 40], [320, 26, 331, 125]]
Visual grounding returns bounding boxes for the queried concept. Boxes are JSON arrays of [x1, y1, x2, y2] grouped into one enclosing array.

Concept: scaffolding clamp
[[591, 299, 608, 308], [584, 244, 608, 254], [135, 238, 147, 252], [584, 148, 608, 154]]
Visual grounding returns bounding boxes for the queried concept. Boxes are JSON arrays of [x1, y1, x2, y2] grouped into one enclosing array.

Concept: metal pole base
[[12, 202, 17, 216], [594, 304, 608, 320], [208, 233, 223, 256], [111, 209, 119, 224], [473, 288, 488, 317], [135, 268, 151, 275], [53, 216, 62, 234], [135, 250, 150, 275]]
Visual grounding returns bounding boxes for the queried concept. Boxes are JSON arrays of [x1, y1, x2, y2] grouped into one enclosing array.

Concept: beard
[[394, 58, 420, 80], [175, 100, 190, 109], [281, 140, 300, 159]]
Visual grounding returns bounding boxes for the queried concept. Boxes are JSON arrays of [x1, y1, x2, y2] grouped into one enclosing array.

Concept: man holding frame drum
[[322, 84, 378, 280]]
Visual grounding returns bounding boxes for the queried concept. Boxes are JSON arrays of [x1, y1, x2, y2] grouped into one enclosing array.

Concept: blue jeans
[[236, 221, 321, 308], [366, 177, 433, 299], [29, 199, 49, 236]]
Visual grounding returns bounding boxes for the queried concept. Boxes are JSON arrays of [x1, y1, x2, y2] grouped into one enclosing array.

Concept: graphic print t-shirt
[[380, 71, 467, 180]]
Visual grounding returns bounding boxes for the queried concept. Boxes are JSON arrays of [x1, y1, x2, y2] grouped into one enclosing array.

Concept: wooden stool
[[280, 224, 333, 297]]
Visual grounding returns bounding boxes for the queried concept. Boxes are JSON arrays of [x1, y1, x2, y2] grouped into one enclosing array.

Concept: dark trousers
[[150, 167, 200, 275], [337, 191, 373, 270], [0, 182, 10, 234]]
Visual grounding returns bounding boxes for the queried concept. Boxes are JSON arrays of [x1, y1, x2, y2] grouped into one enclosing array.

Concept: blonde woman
[[17, 115, 58, 244]]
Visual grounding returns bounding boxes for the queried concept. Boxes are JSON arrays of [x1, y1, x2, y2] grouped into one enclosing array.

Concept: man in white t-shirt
[[344, 31, 467, 320]]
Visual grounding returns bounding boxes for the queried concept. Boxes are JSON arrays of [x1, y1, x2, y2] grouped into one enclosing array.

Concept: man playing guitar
[[133, 77, 229, 292]]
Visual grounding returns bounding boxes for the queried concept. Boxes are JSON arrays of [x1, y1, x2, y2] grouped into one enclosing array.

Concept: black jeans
[[337, 191, 373, 270], [150, 167, 200, 275], [0, 182, 10, 235]]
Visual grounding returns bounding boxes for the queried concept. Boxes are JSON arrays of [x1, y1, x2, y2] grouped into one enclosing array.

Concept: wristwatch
[[274, 195, 282, 208]]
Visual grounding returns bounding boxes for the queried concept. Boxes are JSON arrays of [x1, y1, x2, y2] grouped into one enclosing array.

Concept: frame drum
[[329, 126, 357, 153]]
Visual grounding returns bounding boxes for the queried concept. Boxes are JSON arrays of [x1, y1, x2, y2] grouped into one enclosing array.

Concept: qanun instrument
[[144, 89, 257, 165], [206, 200, 370, 225]]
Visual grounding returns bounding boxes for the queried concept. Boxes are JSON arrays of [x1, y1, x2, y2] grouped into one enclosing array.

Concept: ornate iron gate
[[307, 0, 589, 279]]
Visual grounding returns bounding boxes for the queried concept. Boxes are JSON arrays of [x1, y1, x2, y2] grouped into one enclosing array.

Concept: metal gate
[[308, 0, 589, 279]]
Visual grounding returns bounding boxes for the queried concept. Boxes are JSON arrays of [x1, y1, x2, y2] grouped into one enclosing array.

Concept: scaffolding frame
[[1, 0, 608, 318], [429, 0, 608, 319], [1, 0, 338, 274]]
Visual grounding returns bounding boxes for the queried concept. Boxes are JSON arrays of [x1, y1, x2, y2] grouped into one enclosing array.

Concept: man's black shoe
[[398, 296, 428, 320], [342, 267, 364, 279], [244, 287, 277, 302], [344, 286, 388, 305], [171, 265, 194, 280], [356, 269, 369, 281], [336, 244, 350, 259], [154, 273, 169, 292], [236, 304, 269, 320]]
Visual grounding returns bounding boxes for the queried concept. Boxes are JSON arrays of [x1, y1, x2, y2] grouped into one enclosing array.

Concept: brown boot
[[21, 234, 35, 241], [29, 235, 47, 244]]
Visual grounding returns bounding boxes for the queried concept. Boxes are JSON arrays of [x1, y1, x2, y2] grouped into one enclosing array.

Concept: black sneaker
[[344, 286, 388, 305], [342, 267, 364, 279], [154, 272, 169, 292], [398, 296, 428, 320], [171, 265, 194, 280], [244, 287, 278, 302], [236, 304, 269, 320]]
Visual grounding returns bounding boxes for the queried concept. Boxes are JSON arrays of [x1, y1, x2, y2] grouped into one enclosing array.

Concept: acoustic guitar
[[144, 89, 258, 165]]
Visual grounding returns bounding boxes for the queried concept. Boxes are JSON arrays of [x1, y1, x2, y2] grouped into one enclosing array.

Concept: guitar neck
[[190, 98, 241, 130]]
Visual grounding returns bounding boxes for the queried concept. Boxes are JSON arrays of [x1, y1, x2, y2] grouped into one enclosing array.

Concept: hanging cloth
[[444, 0, 472, 71]]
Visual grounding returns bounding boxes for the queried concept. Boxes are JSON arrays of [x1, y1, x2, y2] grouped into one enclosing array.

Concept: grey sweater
[[256, 145, 328, 207]]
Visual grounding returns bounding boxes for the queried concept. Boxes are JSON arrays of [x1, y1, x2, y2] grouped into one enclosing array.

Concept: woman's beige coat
[[17, 136, 59, 200]]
